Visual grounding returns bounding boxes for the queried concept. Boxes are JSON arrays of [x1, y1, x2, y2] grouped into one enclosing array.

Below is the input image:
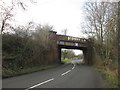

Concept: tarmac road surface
[[2, 60, 110, 89]]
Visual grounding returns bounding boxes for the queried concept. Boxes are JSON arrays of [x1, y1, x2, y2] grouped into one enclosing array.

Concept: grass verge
[[94, 66, 118, 88], [62, 59, 80, 62], [2, 64, 59, 78]]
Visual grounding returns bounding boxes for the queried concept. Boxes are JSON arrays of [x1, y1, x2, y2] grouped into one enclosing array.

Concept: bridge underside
[[57, 45, 92, 65], [58, 45, 86, 50]]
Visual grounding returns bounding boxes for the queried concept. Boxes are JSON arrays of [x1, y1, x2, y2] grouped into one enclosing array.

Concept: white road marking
[[61, 70, 71, 76], [72, 64, 75, 70], [25, 78, 54, 90], [26, 64, 75, 90]]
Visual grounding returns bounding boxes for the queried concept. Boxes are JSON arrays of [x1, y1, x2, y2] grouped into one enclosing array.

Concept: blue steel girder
[[57, 40, 88, 48]]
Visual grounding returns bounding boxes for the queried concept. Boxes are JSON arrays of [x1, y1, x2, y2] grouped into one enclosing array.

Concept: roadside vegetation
[[2, 23, 58, 77], [82, 2, 119, 88], [3, 64, 58, 78]]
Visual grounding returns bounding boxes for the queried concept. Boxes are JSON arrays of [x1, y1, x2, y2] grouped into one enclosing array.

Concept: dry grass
[[105, 68, 118, 88], [93, 57, 118, 88]]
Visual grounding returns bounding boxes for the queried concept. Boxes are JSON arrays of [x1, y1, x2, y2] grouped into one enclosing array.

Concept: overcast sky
[[15, 0, 87, 37]]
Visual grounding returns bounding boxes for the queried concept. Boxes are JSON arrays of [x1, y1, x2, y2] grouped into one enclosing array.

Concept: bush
[[2, 24, 56, 71]]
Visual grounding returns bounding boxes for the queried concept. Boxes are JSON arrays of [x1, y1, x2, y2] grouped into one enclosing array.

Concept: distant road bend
[[3, 60, 110, 88]]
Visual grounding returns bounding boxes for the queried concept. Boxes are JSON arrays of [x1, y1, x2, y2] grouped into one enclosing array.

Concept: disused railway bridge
[[49, 31, 93, 65]]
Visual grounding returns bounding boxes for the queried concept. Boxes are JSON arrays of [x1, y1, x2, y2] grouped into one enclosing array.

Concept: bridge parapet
[[56, 34, 88, 43], [57, 40, 87, 47]]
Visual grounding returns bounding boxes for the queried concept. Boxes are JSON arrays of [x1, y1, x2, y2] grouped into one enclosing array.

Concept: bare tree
[[82, 2, 118, 58], [61, 28, 68, 35], [61, 50, 75, 60], [33, 24, 53, 50], [0, 0, 35, 34]]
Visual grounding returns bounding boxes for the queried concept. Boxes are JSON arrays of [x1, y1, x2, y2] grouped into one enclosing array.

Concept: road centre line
[[25, 78, 54, 90], [61, 70, 71, 76], [72, 64, 75, 70], [26, 64, 75, 89]]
